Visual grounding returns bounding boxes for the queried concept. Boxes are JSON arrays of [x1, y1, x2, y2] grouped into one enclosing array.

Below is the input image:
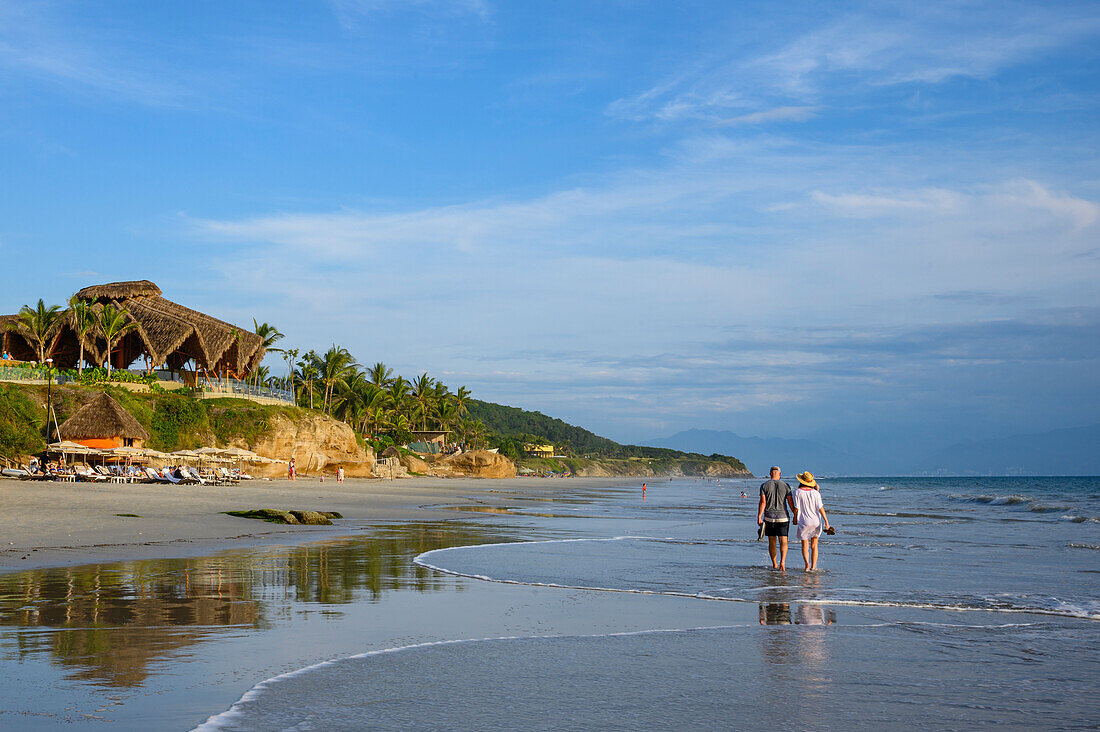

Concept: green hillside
[[467, 399, 748, 471]]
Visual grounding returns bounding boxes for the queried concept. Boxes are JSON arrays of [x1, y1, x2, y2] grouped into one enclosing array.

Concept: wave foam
[[414, 538, 1100, 621]]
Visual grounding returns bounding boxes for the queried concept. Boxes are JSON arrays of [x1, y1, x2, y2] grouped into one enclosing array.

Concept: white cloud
[[718, 106, 818, 125], [810, 180, 1099, 230], [608, 3, 1100, 124], [0, 4, 194, 106]]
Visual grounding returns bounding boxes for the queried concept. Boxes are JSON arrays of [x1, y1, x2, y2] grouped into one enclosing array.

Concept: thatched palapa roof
[[2, 280, 265, 377], [76, 280, 163, 302], [59, 393, 151, 442]]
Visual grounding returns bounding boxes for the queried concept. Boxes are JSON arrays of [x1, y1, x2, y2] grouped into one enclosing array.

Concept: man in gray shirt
[[757, 466, 798, 570]]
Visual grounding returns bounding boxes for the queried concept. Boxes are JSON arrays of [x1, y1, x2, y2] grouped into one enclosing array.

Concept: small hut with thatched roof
[[58, 392, 151, 449], [1, 280, 265, 381]]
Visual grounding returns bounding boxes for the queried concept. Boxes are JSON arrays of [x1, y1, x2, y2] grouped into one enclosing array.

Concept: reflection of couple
[[756, 467, 831, 571], [759, 603, 836, 625]]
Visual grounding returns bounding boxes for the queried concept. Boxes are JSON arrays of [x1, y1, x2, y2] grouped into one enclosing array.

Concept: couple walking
[[756, 466, 831, 571]]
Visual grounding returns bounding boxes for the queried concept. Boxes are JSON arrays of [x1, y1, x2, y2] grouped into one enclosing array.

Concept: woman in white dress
[[793, 471, 831, 571]]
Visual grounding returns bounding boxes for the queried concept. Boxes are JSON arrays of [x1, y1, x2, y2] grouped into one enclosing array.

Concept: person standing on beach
[[288, 458, 296, 481], [793, 472, 830, 571], [757, 466, 797, 570]]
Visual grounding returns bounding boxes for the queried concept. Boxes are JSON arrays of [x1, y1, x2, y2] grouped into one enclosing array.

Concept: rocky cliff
[[399, 450, 517, 479], [240, 413, 374, 477]]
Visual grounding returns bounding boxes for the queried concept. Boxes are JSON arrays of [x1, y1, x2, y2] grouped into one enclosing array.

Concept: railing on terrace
[[0, 364, 72, 384], [197, 378, 295, 404]]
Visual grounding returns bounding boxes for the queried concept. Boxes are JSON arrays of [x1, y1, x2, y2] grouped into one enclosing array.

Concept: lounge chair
[[185, 467, 206, 485], [217, 467, 240, 485], [159, 467, 182, 484], [145, 467, 170, 483], [75, 466, 106, 482]]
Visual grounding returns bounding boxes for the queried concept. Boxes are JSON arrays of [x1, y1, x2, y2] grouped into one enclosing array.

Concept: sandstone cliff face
[[399, 450, 517, 478], [441, 450, 517, 478], [240, 413, 374, 477]]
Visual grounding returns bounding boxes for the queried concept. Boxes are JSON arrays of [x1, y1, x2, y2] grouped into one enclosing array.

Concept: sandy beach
[[0, 475, 1097, 729], [0, 476, 586, 572]]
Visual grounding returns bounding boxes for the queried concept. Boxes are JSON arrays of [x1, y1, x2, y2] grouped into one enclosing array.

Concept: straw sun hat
[[796, 471, 818, 488]]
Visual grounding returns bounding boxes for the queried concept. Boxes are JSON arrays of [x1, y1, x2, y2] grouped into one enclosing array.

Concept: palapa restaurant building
[[1, 280, 265, 383]]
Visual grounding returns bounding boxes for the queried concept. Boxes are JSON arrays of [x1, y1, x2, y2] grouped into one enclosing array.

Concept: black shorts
[[763, 521, 789, 537]]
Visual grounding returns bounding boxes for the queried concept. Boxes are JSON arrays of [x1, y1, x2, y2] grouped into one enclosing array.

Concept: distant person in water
[[793, 471, 831, 571], [740, 491, 747, 498], [758, 466, 798, 570]]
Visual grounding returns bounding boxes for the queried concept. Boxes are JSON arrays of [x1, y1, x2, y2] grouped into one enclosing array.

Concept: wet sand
[[0, 476, 600, 572]]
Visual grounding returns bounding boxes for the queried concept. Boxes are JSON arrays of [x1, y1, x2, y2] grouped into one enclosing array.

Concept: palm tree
[[452, 385, 472, 420], [9, 299, 62, 363], [436, 399, 458, 432], [330, 368, 367, 425], [253, 320, 284, 352], [410, 373, 436, 431], [387, 375, 411, 425], [68, 296, 96, 375], [296, 351, 320, 410], [253, 365, 271, 387], [468, 420, 489, 450], [253, 320, 284, 386], [319, 345, 358, 415], [366, 362, 394, 389], [97, 304, 137, 375], [282, 347, 299, 397]]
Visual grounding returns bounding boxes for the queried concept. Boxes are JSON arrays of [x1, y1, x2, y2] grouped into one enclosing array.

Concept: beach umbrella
[[195, 447, 226, 455], [101, 445, 148, 466], [108, 446, 146, 455], [171, 450, 200, 464], [223, 447, 258, 458], [48, 441, 90, 454]]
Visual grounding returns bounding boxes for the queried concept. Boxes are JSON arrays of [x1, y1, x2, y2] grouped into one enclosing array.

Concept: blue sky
[[2, 0, 1098, 456]]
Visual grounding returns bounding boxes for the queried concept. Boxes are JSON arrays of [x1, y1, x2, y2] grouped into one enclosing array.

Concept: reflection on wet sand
[[759, 604, 836, 626], [437, 505, 597, 519], [0, 523, 513, 688]]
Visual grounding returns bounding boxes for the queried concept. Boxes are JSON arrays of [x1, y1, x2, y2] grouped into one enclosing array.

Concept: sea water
[[194, 476, 1100, 730]]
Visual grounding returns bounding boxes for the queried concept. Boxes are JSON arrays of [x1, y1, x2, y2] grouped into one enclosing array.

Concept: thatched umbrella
[[57, 392, 150, 447]]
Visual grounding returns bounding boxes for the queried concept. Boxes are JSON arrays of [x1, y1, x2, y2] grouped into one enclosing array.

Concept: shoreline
[[0, 476, 635, 573]]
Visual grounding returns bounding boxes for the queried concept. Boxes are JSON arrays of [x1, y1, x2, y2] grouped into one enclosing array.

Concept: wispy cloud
[[608, 2, 1100, 124], [0, 3, 195, 106], [718, 106, 818, 125], [810, 180, 1099, 229]]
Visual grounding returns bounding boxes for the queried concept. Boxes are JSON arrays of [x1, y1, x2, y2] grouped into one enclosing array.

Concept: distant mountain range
[[646, 424, 1100, 477]]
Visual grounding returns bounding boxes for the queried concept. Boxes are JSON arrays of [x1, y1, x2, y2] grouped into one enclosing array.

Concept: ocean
[[0, 476, 1097, 729]]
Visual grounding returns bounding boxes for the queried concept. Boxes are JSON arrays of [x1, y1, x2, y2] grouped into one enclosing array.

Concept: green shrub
[[149, 395, 210, 451], [0, 384, 45, 459]]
